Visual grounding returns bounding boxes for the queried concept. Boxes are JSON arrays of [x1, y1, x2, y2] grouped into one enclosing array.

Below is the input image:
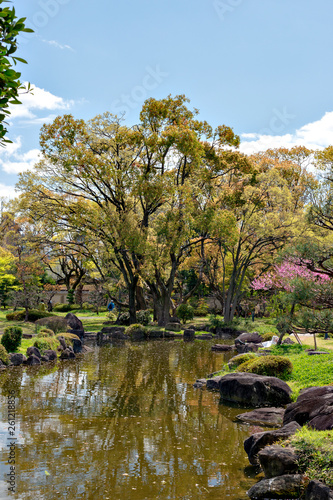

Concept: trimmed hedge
[[1, 326, 23, 352], [6, 309, 53, 322], [237, 354, 293, 379]]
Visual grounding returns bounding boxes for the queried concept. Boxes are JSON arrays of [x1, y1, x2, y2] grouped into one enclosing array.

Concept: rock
[[9, 353, 27, 366], [65, 313, 84, 332], [41, 355, 49, 362], [22, 333, 33, 339], [235, 332, 263, 344], [164, 331, 182, 338], [247, 474, 305, 499], [306, 350, 329, 355], [219, 372, 292, 407], [43, 350, 57, 361], [26, 346, 41, 359], [244, 421, 301, 465], [67, 328, 85, 340], [258, 445, 298, 478], [196, 334, 213, 339], [26, 354, 41, 366], [212, 344, 233, 351], [72, 338, 82, 353], [147, 330, 164, 338], [57, 336, 68, 350], [168, 316, 181, 324], [193, 378, 207, 388], [60, 348, 75, 360], [282, 337, 295, 345], [183, 329, 195, 341], [206, 376, 224, 391], [283, 386, 333, 430], [165, 323, 181, 332], [236, 342, 261, 353], [236, 407, 285, 427], [305, 480, 333, 499]]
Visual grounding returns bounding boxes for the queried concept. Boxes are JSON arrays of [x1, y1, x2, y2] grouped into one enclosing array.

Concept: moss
[[228, 352, 257, 369], [56, 332, 80, 347], [0, 345, 9, 365], [125, 324, 147, 338], [236, 354, 293, 379], [33, 336, 58, 353]]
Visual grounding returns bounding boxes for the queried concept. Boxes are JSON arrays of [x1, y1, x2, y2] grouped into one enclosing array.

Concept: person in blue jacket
[[107, 301, 115, 312]]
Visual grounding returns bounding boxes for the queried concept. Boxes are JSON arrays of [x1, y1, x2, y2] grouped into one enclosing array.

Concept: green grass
[[282, 426, 333, 488]]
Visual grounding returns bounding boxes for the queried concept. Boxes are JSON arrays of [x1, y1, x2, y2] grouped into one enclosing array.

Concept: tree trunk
[[136, 285, 147, 311], [128, 281, 137, 324]]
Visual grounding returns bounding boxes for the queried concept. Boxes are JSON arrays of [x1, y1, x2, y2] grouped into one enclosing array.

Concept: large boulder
[[283, 386, 333, 430], [236, 342, 261, 353], [247, 474, 305, 499], [206, 375, 224, 392], [26, 346, 41, 359], [258, 445, 298, 478], [65, 313, 83, 331], [244, 421, 301, 465], [43, 350, 57, 361], [26, 354, 41, 366], [9, 353, 27, 366], [183, 329, 195, 341], [219, 372, 292, 407], [60, 348, 75, 360], [236, 407, 285, 427], [305, 480, 333, 499], [235, 332, 263, 345]]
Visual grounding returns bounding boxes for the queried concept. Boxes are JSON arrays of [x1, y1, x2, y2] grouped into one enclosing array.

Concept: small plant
[[193, 298, 209, 317], [0, 345, 9, 365], [176, 304, 194, 324], [106, 311, 117, 322], [237, 355, 293, 379], [208, 314, 224, 330], [117, 312, 131, 325], [1, 326, 23, 352]]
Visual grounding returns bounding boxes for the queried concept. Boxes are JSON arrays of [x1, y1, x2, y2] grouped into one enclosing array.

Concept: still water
[[0, 340, 266, 499]]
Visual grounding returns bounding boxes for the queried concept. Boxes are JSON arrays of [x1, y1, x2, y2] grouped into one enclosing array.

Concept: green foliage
[[106, 311, 117, 322], [228, 352, 257, 369], [236, 354, 293, 379], [37, 328, 55, 338], [0, 2, 33, 145], [208, 314, 226, 330], [193, 298, 209, 317], [117, 312, 131, 325], [125, 324, 147, 338], [1, 326, 22, 352], [176, 303, 194, 324], [33, 336, 58, 353], [0, 344, 9, 365], [6, 309, 53, 322], [261, 332, 275, 342], [53, 303, 81, 312], [66, 289, 75, 305], [35, 317, 67, 334], [136, 310, 151, 325], [56, 332, 79, 347], [282, 427, 333, 488]]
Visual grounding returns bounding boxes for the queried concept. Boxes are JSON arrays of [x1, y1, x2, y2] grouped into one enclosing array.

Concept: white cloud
[[0, 183, 18, 199], [8, 83, 74, 121], [0, 139, 40, 175], [240, 111, 333, 154], [41, 39, 74, 51]]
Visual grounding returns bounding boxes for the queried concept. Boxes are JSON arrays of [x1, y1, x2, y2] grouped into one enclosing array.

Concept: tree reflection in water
[[0, 341, 263, 499]]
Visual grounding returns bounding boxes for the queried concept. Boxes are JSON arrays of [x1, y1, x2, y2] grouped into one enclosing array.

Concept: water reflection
[[0, 341, 263, 499]]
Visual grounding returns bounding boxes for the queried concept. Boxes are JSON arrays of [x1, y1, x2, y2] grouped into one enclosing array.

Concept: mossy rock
[[33, 336, 59, 353], [125, 324, 147, 340], [37, 328, 55, 338], [56, 332, 80, 347], [237, 355, 293, 379], [228, 352, 257, 369]]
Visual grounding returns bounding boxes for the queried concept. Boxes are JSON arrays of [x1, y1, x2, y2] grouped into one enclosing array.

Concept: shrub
[[35, 317, 67, 333], [176, 304, 194, 324], [34, 336, 58, 353], [39, 328, 55, 336], [208, 314, 224, 330], [82, 302, 94, 310], [53, 303, 72, 312], [261, 332, 275, 342], [0, 345, 9, 365], [237, 355, 293, 379], [6, 309, 53, 322], [136, 310, 151, 325], [106, 311, 117, 322], [228, 353, 257, 369], [194, 298, 209, 317], [1, 326, 23, 352], [117, 312, 131, 325]]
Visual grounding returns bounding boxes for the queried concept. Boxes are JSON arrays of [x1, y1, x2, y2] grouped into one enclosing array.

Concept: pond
[[0, 340, 268, 499]]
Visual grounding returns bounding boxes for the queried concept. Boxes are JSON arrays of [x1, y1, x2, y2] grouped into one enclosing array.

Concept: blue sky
[[1, 0, 333, 197]]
